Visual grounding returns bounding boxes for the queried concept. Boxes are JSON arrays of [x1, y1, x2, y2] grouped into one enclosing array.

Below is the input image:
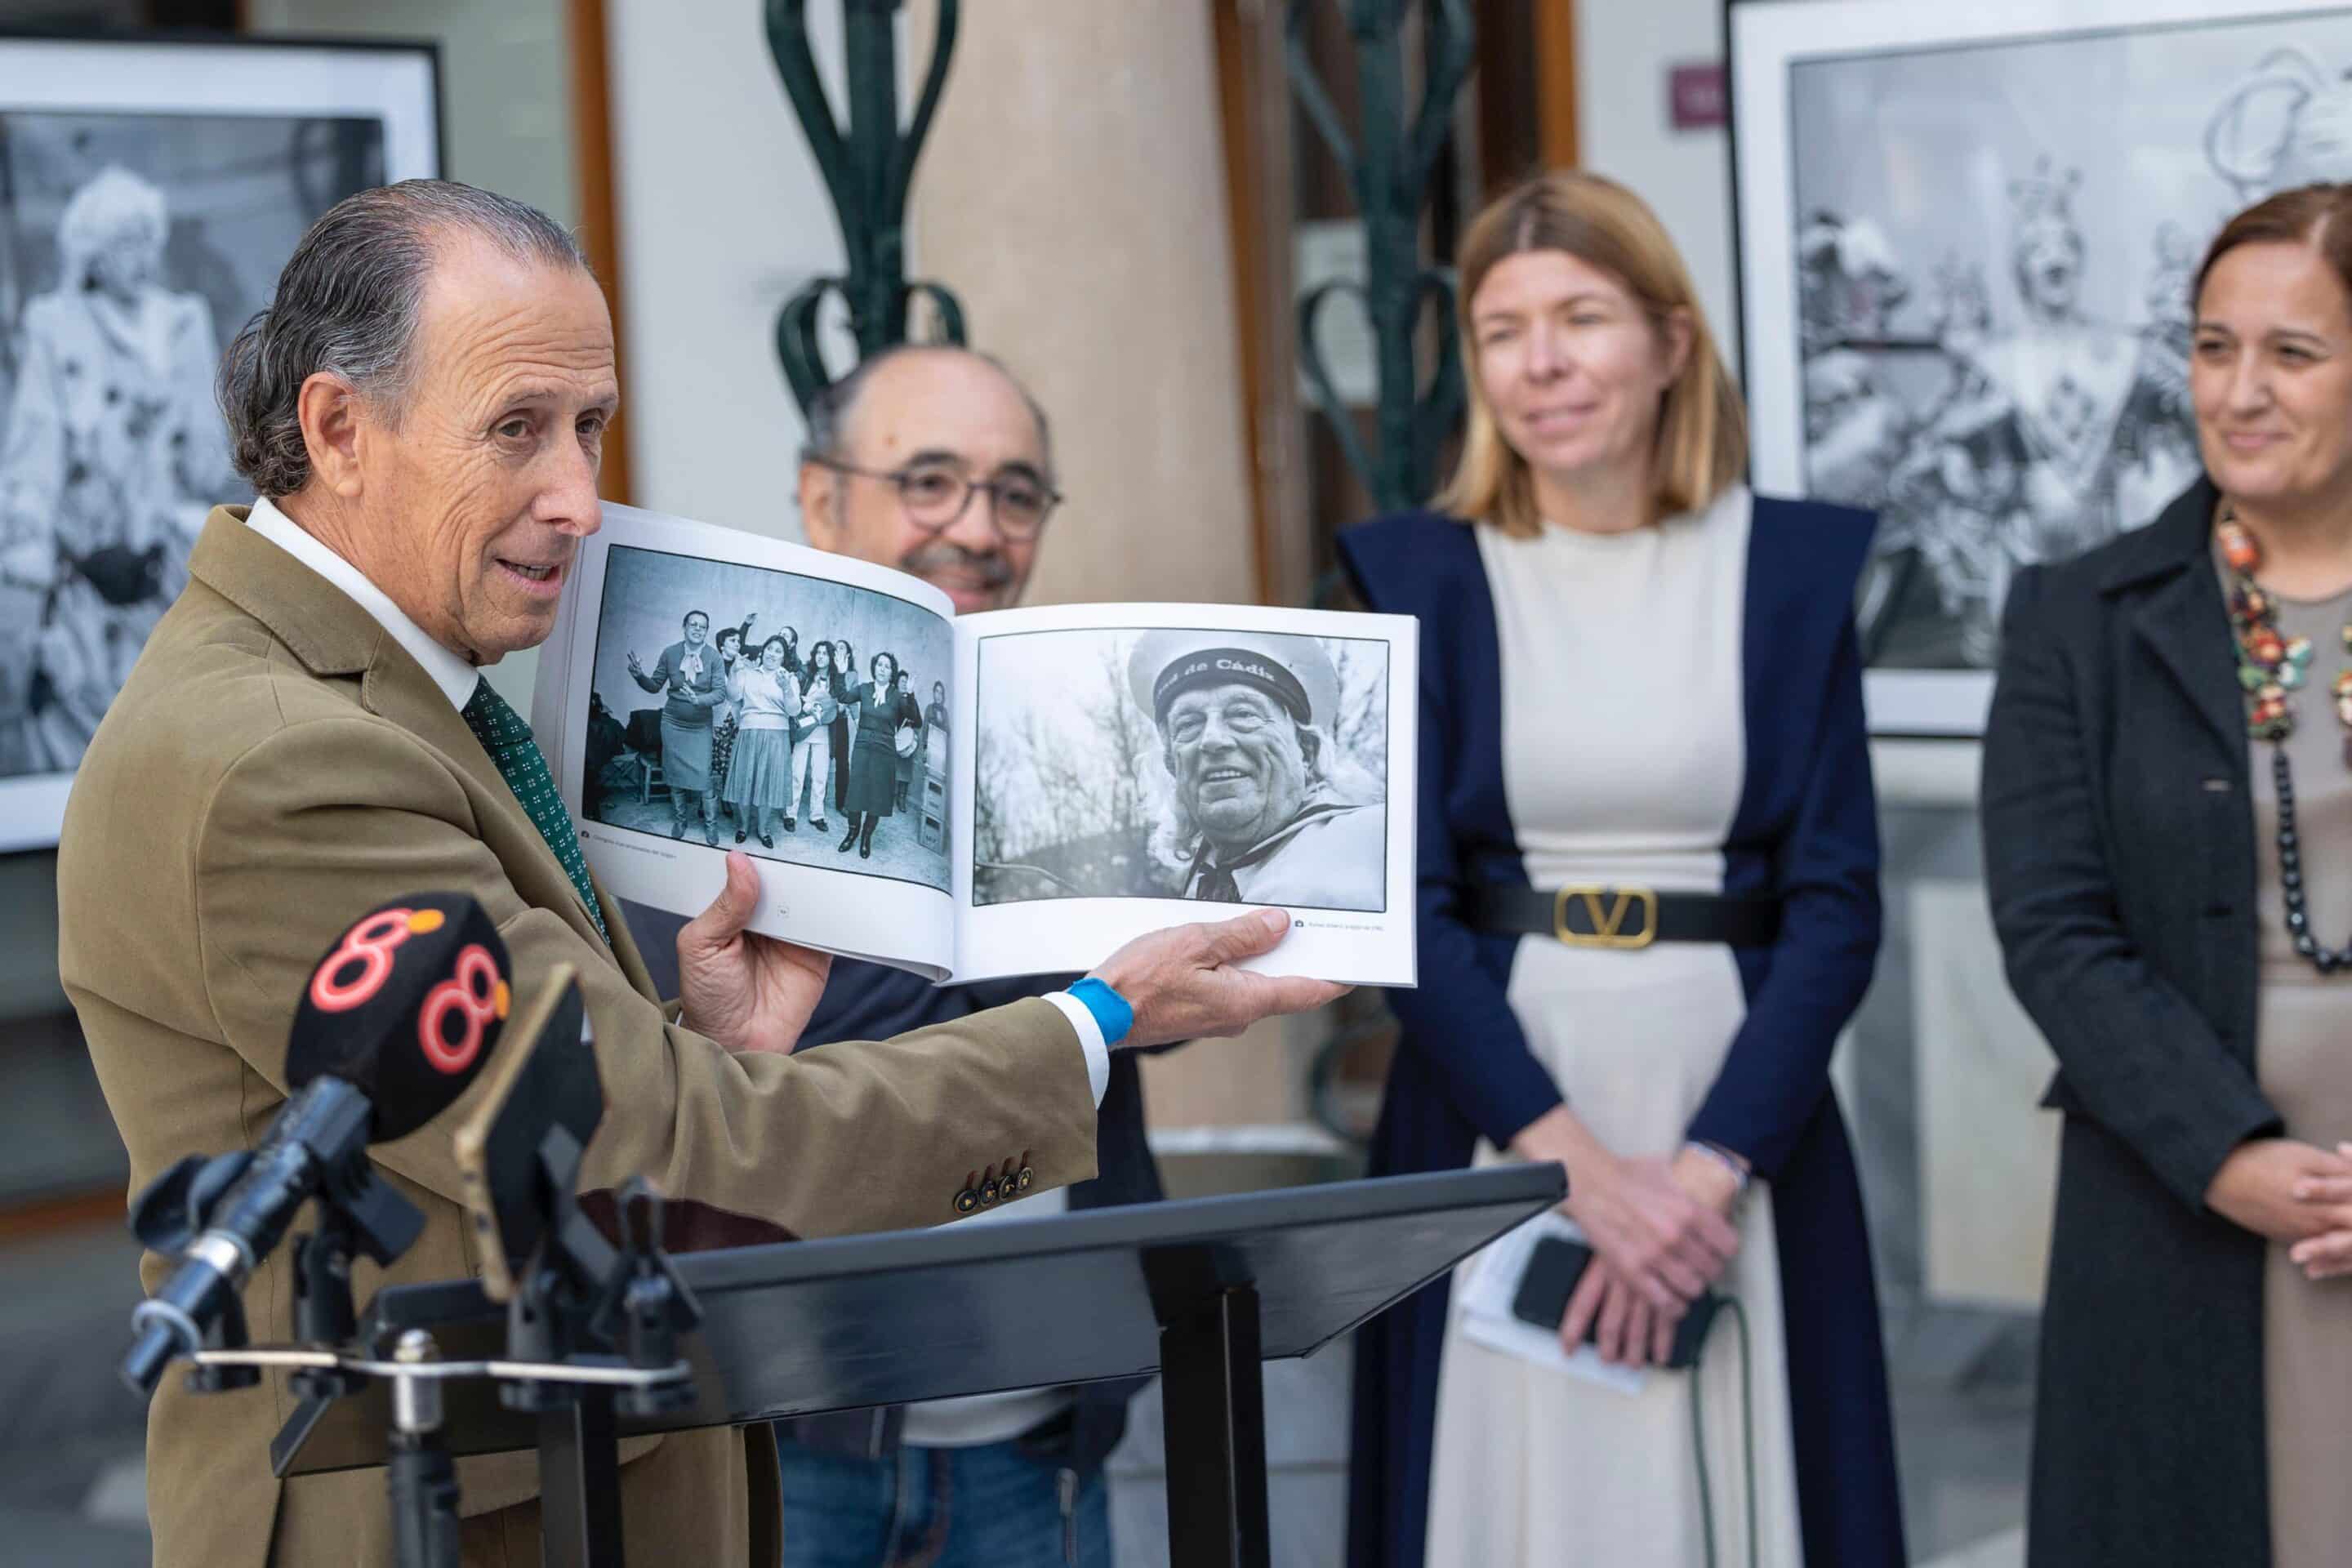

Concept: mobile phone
[[1509, 1234, 1723, 1370], [1512, 1234, 1595, 1330]]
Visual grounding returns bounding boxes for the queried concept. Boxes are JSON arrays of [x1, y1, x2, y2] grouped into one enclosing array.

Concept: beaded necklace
[[2218, 506, 2352, 973]]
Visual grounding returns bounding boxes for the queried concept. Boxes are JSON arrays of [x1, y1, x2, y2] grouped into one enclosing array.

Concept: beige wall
[[905, 2, 1257, 610], [906, 3, 1316, 1127]]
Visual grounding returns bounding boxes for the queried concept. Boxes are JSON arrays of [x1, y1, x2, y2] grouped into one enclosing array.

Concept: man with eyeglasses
[[779, 345, 1159, 1568]]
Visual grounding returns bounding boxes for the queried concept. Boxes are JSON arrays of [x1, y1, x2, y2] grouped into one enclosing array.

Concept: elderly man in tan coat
[[55, 180, 1340, 1568]]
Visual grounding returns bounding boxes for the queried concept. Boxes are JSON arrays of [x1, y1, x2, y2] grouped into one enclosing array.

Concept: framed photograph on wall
[[0, 33, 439, 849], [1731, 0, 2352, 736]]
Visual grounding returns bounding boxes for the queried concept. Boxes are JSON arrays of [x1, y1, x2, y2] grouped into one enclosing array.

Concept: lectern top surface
[[278, 1163, 1563, 1476]]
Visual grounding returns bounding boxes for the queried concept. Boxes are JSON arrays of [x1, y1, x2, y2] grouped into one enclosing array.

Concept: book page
[[949, 603, 1418, 987], [537, 504, 959, 980]]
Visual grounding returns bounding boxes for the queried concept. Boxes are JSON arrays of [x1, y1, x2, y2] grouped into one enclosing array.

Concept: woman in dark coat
[[1984, 184, 2352, 1568], [829, 637, 857, 813], [892, 669, 922, 810], [838, 649, 919, 860]]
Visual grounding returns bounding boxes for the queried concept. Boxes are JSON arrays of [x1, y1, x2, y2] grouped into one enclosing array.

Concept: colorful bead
[[2220, 520, 2261, 572], [2218, 503, 2352, 745]]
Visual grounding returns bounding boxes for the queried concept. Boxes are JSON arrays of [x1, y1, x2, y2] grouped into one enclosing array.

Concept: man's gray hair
[[218, 179, 591, 497], [801, 344, 1056, 483]]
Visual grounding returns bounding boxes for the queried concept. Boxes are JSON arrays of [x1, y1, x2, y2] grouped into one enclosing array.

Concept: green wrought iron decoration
[[1287, 0, 1476, 514], [767, 0, 967, 416]]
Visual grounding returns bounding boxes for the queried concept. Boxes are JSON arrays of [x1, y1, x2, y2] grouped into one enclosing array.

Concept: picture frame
[[0, 32, 439, 850], [1729, 0, 2352, 736]]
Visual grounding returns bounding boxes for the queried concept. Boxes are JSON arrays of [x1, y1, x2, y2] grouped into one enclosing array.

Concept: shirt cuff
[[1041, 991, 1111, 1107]]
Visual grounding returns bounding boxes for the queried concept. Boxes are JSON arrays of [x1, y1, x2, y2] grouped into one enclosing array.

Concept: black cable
[[1688, 1294, 1757, 1568]]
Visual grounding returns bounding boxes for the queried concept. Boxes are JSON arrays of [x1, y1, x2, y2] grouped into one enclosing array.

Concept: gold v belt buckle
[[1551, 886, 1659, 950]]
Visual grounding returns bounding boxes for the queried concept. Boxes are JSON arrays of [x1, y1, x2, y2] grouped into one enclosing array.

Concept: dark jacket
[[1981, 475, 2280, 1568], [1337, 499, 1904, 1568], [775, 959, 1169, 1473]]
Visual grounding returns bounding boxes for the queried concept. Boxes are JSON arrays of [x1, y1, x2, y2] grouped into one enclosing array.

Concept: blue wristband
[[1066, 977, 1134, 1047]]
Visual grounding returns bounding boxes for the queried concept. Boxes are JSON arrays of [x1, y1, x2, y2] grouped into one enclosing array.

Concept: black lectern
[[274, 1165, 1565, 1567]]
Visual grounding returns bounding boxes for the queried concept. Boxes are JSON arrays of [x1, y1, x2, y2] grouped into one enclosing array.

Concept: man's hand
[[677, 850, 831, 1054], [1086, 908, 1348, 1049]]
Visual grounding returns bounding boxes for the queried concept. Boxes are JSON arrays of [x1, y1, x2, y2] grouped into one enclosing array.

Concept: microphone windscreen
[[285, 893, 511, 1142]]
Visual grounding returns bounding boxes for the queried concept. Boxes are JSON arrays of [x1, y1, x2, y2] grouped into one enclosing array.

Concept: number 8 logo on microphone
[[419, 943, 506, 1074], [310, 906, 439, 1012]]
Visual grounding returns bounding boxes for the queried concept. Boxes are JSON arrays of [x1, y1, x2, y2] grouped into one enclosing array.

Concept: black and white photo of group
[[0, 110, 387, 785], [972, 626, 1390, 913], [579, 545, 952, 892], [1785, 10, 2352, 670]]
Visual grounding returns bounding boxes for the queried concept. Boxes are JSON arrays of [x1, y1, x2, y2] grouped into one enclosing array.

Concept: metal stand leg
[[537, 1390, 625, 1568], [1158, 1285, 1272, 1568], [387, 1331, 461, 1568]]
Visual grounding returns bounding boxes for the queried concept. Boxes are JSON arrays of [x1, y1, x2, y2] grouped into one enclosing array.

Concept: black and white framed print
[[1731, 0, 2352, 736], [0, 33, 439, 849]]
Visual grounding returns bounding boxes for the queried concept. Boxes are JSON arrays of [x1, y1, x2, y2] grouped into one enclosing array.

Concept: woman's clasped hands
[[1513, 1106, 1745, 1370]]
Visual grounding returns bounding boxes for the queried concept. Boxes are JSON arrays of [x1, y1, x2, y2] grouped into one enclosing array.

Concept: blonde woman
[[1338, 172, 1901, 1568]]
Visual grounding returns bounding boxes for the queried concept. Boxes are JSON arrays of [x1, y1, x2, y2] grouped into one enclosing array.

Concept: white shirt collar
[[243, 496, 482, 710]]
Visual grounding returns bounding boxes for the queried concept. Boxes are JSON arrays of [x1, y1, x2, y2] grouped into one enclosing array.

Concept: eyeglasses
[[813, 457, 1062, 541]]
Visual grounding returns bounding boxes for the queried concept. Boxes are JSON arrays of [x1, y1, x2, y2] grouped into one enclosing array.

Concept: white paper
[[948, 604, 1418, 988], [1454, 1209, 1649, 1396], [535, 504, 959, 980], [534, 505, 1419, 990]]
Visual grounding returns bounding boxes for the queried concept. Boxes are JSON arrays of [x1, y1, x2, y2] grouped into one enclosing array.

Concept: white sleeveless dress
[[1423, 488, 1806, 1568]]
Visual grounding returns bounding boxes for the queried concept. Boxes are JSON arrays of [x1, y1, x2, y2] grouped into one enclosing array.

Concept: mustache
[[902, 541, 1013, 589]]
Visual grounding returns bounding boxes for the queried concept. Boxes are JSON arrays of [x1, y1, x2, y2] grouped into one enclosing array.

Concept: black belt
[[1464, 884, 1781, 949]]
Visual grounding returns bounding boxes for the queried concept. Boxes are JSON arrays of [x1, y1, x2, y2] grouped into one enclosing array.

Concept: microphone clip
[[590, 1178, 702, 1418]]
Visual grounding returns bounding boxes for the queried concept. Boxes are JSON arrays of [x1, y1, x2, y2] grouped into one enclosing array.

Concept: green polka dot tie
[[461, 679, 610, 947]]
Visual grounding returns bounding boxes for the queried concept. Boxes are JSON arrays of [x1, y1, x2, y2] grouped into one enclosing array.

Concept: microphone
[[120, 894, 512, 1397]]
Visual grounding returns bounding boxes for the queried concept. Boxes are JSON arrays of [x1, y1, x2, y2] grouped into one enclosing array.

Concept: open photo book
[[528, 504, 1419, 987]]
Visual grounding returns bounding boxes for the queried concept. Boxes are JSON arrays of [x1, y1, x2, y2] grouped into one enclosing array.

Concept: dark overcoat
[[1982, 475, 2282, 1568]]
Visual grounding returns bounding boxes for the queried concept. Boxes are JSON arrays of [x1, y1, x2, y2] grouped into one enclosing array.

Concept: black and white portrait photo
[[581, 544, 955, 893], [1732, 0, 2352, 733], [972, 626, 1391, 913], [0, 35, 436, 845]]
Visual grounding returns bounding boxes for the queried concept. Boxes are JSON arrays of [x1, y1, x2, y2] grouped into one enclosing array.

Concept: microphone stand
[[499, 1116, 701, 1567], [124, 1149, 699, 1568], [385, 1329, 462, 1568]]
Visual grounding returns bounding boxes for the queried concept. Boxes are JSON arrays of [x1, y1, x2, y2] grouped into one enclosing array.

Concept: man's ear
[[1297, 724, 1325, 783], [296, 372, 368, 498], [799, 459, 841, 549]]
